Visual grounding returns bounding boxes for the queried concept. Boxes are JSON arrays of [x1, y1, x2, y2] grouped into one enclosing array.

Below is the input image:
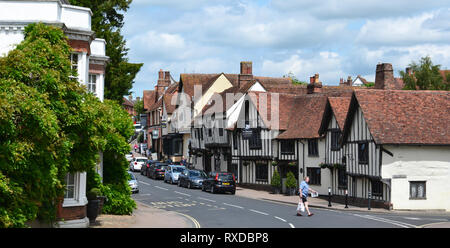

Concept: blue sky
[[122, 0, 450, 98]]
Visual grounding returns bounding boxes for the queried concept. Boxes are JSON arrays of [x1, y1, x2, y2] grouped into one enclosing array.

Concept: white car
[[125, 154, 133, 162], [129, 157, 147, 172]]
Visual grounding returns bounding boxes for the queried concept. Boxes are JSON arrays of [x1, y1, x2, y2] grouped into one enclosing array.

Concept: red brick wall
[[56, 199, 87, 221], [68, 39, 91, 55]]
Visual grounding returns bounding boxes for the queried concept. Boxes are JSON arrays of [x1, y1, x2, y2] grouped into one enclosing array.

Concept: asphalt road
[[130, 171, 450, 228]]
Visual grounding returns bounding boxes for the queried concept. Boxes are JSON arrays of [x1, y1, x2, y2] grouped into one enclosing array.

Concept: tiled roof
[[344, 89, 450, 145], [143, 90, 156, 110], [122, 97, 134, 107], [328, 97, 351, 130], [276, 94, 329, 139]]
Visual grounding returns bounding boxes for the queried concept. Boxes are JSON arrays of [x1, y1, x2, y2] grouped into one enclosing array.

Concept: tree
[[134, 98, 144, 118], [284, 71, 307, 85], [400, 56, 449, 90], [0, 23, 135, 227], [69, 0, 143, 103]]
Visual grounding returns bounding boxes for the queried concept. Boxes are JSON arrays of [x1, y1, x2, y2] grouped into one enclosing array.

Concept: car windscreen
[[218, 173, 234, 181], [136, 159, 147, 163], [189, 170, 206, 178], [155, 164, 167, 169], [172, 167, 185, 173]]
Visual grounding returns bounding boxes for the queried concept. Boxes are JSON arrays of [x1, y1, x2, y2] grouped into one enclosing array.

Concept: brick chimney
[[339, 78, 344, 86], [238, 61, 253, 88], [347, 76, 352, 85], [375, 63, 395, 89], [307, 73, 322, 94], [155, 69, 171, 101]]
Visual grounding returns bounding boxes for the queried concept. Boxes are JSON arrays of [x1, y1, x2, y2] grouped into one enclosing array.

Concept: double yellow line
[[175, 211, 201, 228]]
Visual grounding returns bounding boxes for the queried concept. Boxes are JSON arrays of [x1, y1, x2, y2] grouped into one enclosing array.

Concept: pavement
[[91, 201, 196, 228]]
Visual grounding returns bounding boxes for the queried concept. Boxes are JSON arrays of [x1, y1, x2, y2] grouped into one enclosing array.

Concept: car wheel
[[178, 180, 181, 187], [170, 178, 173, 184], [201, 185, 206, 191], [231, 190, 236, 195], [188, 182, 192, 189], [211, 185, 215, 194]]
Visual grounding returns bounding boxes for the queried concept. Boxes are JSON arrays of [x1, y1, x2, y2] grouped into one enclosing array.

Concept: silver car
[[164, 165, 186, 184], [128, 171, 139, 193]]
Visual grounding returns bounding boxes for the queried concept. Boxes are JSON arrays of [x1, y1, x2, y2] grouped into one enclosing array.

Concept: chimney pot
[[314, 73, 319, 83], [310, 76, 315, 84]]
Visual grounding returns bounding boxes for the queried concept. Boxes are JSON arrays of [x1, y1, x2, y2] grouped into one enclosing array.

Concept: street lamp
[[328, 187, 332, 207]]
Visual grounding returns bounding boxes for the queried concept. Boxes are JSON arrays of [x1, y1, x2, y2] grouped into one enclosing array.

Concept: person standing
[[298, 176, 317, 217]]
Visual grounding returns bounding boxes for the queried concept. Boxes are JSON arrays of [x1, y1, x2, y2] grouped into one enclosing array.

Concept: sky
[[123, 0, 450, 98]]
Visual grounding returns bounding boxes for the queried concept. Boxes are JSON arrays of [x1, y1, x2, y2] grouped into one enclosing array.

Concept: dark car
[[202, 172, 236, 194], [148, 162, 168, 180], [178, 169, 207, 189], [141, 160, 157, 176]]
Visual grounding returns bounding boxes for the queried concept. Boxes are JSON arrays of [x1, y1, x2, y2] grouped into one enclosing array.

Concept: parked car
[[127, 171, 139, 194], [164, 165, 186, 184], [141, 159, 156, 176], [125, 153, 133, 162], [178, 169, 207, 189], [129, 157, 147, 172], [147, 162, 168, 179], [202, 172, 236, 194]]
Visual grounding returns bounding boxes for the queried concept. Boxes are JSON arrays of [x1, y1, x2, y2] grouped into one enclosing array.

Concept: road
[[130, 171, 450, 228]]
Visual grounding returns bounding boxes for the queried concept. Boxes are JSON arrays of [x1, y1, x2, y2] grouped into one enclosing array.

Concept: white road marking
[[274, 216, 287, 222], [154, 186, 169, 191], [249, 209, 269, 216], [139, 181, 150, 186], [198, 197, 216, 203], [289, 223, 295, 228], [353, 214, 417, 228], [223, 203, 244, 209], [174, 191, 191, 197]]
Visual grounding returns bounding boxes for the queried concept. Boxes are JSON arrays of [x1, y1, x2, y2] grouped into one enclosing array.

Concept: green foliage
[[319, 163, 344, 170], [101, 184, 136, 215], [270, 170, 281, 188], [87, 188, 102, 200], [134, 98, 144, 117], [400, 56, 449, 91], [0, 23, 135, 227], [285, 172, 297, 189], [69, 0, 143, 102], [284, 71, 307, 85], [364, 82, 375, 88]]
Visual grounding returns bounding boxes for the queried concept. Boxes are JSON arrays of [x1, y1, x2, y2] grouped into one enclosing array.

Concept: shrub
[[270, 170, 281, 188], [285, 172, 297, 189], [101, 184, 136, 215]]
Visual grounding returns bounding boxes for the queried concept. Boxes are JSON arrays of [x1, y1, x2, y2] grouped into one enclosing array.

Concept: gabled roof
[[328, 97, 352, 130], [342, 89, 450, 145], [122, 97, 134, 107], [143, 90, 156, 111]]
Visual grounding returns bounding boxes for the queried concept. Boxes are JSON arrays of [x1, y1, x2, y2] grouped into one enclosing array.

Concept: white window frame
[[62, 172, 87, 207], [88, 74, 97, 95], [69, 53, 79, 79]]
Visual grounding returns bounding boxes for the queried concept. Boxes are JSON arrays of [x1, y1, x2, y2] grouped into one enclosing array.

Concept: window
[[358, 142, 369, 164], [208, 128, 212, 137], [255, 162, 268, 182], [88, 74, 97, 94], [219, 128, 224, 137], [410, 181, 426, 199], [281, 140, 295, 154], [245, 100, 250, 125], [233, 133, 238, 150], [249, 129, 262, 149], [338, 167, 347, 189], [371, 180, 383, 197], [308, 139, 319, 157], [174, 139, 183, 155], [331, 130, 340, 150], [69, 53, 78, 78], [307, 167, 321, 185], [64, 173, 76, 199]]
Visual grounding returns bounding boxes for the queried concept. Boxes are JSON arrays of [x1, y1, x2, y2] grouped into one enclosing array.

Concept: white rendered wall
[[298, 138, 330, 195], [0, 27, 24, 56], [382, 145, 450, 211]]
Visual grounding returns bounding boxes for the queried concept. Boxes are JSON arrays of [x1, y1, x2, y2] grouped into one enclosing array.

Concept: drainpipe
[[298, 140, 305, 179]]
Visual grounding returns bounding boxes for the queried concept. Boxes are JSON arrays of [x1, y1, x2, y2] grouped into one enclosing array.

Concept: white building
[[0, 0, 108, 227]]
